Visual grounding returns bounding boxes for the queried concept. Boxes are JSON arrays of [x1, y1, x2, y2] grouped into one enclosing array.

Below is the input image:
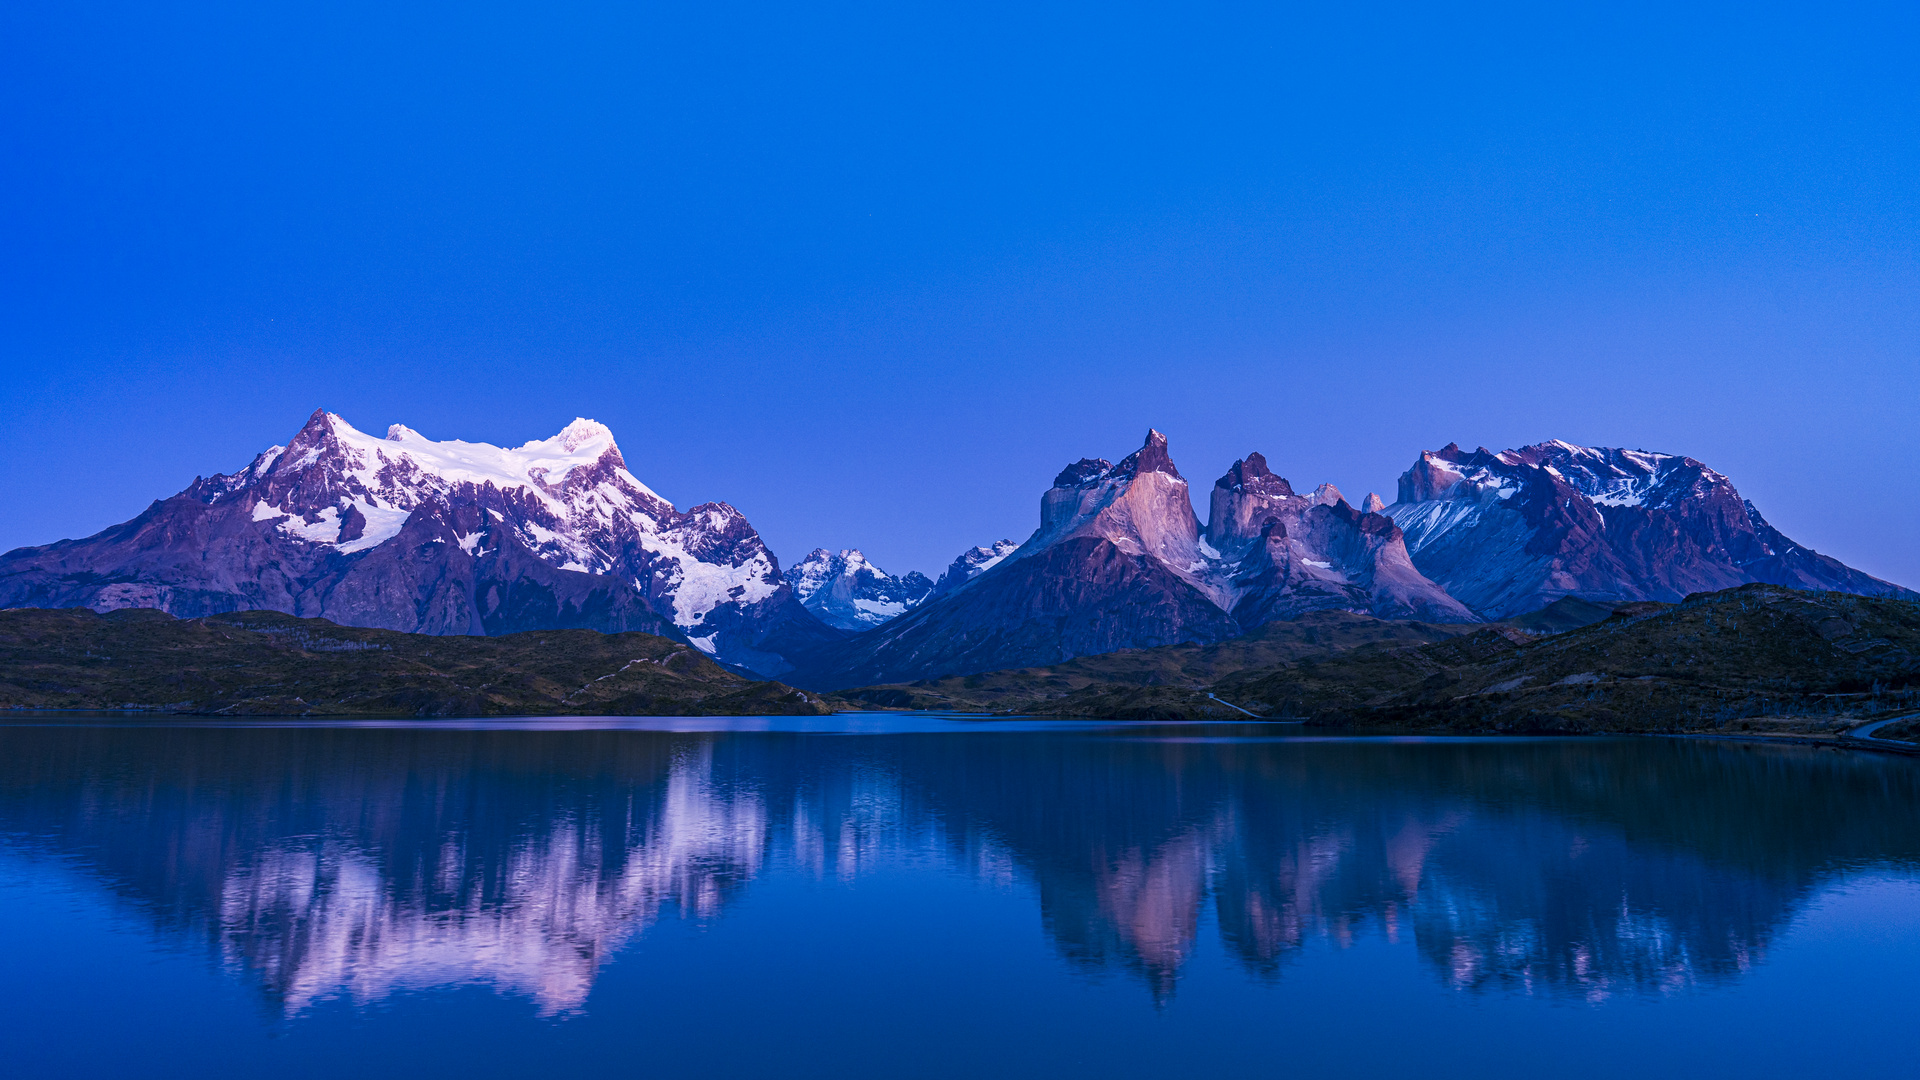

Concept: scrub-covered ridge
[[0, 607, 831, 717], [1033, 584, 1920, 732]]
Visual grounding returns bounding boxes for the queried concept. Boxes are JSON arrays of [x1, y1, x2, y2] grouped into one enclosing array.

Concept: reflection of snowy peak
[[1387, 440, 1917, 618], [782, 548, 933, 630], [222, 753, 767, 1016], [0, 409, 840, 675]]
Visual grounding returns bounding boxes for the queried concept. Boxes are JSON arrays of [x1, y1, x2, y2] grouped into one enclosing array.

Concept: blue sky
[[3, 1, 1916, 585]]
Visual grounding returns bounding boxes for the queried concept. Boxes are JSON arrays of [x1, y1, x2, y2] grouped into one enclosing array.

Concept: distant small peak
[[385, 424, 422, 442], [1360, 492, 1386, 513]]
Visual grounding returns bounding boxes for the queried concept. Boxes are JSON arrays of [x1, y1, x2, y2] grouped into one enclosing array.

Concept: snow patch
[[657, 543, 779, 626], [279, 507, 343, 545], [338, 502, 411, 554], [251, 447, 285, 479]]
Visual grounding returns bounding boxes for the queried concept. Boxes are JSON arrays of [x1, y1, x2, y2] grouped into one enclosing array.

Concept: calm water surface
[[3, 716, 1918, 1078]]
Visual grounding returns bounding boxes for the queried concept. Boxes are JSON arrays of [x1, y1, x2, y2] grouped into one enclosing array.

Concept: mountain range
[[792, 431, 1474, 688], [1, 410, 1910, 690]]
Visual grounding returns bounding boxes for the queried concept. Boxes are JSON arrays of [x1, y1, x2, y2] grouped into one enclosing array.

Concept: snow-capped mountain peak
[[782, 548, 933, 631], [12, 409, 841, 674], [553, 417, 617, 455], [1385, 438, 1915, 617]]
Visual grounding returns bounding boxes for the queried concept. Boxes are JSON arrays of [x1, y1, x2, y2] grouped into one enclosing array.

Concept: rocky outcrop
[[793, 433, 1474, 689], [1204, 454, 1473, 625], [1386, 440, 1917, 619], [794, 432, 1239, 687], [0, 410, 842, 674], [783, 549, 933, 631]]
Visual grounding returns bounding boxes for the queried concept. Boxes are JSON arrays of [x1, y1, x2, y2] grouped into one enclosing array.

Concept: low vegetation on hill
[[7, 585, 1913, 735], [0, 608, 831, 717], [1036, 585, 1920, 734], [826, 610, 1468, 713]]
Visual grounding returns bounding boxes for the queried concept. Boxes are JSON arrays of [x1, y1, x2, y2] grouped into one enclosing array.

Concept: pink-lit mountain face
[[1386, 440, 1917, 619], [792, 431, 1471, 689], [0, 410, 840, 675]]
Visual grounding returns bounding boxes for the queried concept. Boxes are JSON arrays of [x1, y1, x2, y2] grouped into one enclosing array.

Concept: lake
[[2, 716, 1917, 1078]]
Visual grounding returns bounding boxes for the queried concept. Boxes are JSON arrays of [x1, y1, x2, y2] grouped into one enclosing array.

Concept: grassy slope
[[825, 610, 1470, 714], [0, 608, 831, 717], [1044, 585, 1920, 732]]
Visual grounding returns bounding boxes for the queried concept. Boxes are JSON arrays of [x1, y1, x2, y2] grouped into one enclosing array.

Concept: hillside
[[0, 608, 831, 717], [1041, 585, 1920, 733], [827, 610, 1468, 713]]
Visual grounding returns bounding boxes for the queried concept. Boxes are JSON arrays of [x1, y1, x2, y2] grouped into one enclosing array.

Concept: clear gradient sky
[[3, 2, 1916, 586]]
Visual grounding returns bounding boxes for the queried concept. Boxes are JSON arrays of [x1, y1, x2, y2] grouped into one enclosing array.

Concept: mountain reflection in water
[[2, 725, 1918, 1015]]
